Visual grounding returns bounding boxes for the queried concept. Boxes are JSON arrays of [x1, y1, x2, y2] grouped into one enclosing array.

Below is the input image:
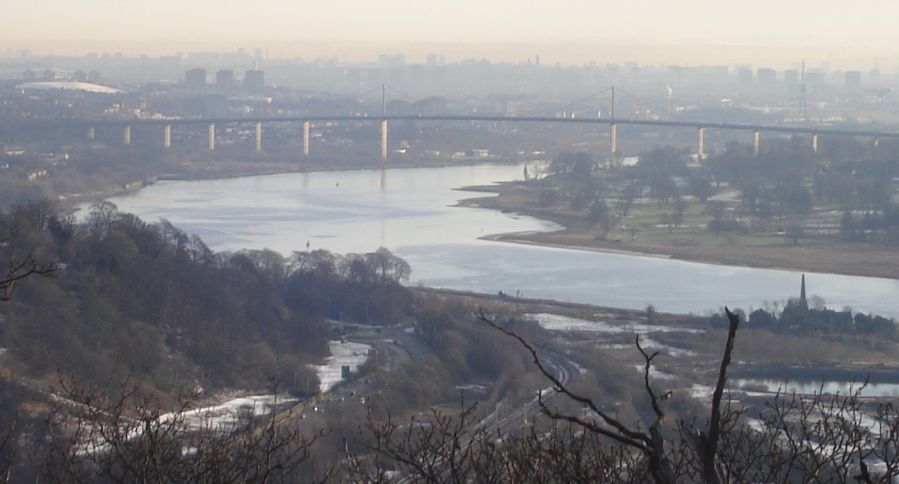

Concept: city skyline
[[5, 0, 899, 68]]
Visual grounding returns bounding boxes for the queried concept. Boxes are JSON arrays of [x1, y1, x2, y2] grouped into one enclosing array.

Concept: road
[[394, 344, 582, 483]]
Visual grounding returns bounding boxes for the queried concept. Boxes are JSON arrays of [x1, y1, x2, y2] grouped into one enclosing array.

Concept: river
[[103, 163, 899, 317]]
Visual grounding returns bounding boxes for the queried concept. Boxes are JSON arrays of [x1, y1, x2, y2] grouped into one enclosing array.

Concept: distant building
[[805, 71, 825, 84], [379, 54, 405, 67], [736, 67, 753, 84], [757, 68, 776, 83], [869, 68, 881, 84], [845, 70, 862, 89], [184, 68, 207, 89], [243, 70, 265, 92], [426, 53, 445, 65], [780, 274, 810, 327], [784, 69, 799, 84], [387, 100, 414, 116], [799, 274, 809, 312], [414, 97, 447, 116], [216, 69, 235, 90]]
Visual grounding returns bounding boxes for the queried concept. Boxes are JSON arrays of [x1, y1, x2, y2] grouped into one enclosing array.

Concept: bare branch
[[0, 248, 58, 301], [636, 335, 666, 421], [478, 309, 651, 449], [696, 306, 740, 484]]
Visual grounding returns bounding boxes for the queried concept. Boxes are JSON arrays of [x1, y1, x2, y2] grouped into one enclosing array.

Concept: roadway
[[4, 114, 899, 139]]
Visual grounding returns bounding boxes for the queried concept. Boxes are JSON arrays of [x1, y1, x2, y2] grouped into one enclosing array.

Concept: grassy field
[[462, 180, 899, 280]]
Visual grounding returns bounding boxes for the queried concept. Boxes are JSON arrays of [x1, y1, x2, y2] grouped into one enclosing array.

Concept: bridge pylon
[[609, 123, 617, 168], [697, 127, 705, 161], [380, 120, 388, 162], [303, 121, 310, 156], [208, 123, 215, 151]]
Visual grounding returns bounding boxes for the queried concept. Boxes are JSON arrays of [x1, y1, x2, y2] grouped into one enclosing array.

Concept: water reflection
[[105, 163, 899, 317]]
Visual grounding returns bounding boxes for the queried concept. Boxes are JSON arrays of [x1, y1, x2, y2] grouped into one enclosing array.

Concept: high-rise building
[[784, 69, 799, 84], [757, 68, 776, 83], [845, 70, 862, 89], [869, 68, 882, 84], [243, 70, 265, 92], [216, 69, 235, 90], [185, 68, 207, 89]]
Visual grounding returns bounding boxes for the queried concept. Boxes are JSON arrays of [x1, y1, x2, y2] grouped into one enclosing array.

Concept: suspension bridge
[[4, 85, 898, 165]]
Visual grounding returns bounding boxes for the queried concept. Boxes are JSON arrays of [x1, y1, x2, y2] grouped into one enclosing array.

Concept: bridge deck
[[4, 115, 899, 139]]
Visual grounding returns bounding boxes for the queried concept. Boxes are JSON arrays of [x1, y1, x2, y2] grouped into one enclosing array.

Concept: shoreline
[[457, 182, 899, 282], [61, 158, 526, 211], [69, 160, 899, 282]]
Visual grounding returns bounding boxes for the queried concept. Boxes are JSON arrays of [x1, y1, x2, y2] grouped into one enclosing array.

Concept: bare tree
[[350, 306, 899, 483], [0, 247, 57, 301], [41, 374, 331, 483]]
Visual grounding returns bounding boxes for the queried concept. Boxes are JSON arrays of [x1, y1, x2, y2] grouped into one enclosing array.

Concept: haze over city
[[7, 0, 899, 67], [4, 1, 899, 481]]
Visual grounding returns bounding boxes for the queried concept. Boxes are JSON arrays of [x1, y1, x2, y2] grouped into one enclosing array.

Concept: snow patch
[[639, 337, 697, 357], [633, 365, 676, 380], [311, 341, 371, 393], [528, 313, 704, 335], [76, 393, 296, 456]]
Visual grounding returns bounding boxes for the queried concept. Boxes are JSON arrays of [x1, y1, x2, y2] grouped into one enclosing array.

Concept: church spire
[[799, 274, 808, 311]]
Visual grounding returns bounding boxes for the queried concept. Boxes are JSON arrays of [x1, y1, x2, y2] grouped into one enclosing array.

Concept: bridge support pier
[[255, 122, 262, 152], [380, 119, 388, 162], [87, 127, 95, 140], [208, 123, 215, 150], [697, 127, 705, 161], [303, 121, 310, 156], [753, 130, 761, 157], [609, 123, 617, 168], [123, 126, 131, 146], [163, 125, 172, 148], [812, 133, 819, 153]]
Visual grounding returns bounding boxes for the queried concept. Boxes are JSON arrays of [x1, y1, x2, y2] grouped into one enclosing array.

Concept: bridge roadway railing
[[4, 114, 899, 165], [4, 115, 899, 139]]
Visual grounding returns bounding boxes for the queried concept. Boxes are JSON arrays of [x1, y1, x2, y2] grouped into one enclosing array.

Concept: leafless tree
[[350, 306, 899, 483], [0, 247, 57, 301], [40, 374, 331, 483]]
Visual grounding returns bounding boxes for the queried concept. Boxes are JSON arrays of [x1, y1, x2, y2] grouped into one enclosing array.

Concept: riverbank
[[59, 157, 524, 211], [459, 181, 899, 281]]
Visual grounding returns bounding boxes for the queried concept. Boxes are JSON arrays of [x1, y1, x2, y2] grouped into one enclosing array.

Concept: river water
[[104, 163, 899, 317]]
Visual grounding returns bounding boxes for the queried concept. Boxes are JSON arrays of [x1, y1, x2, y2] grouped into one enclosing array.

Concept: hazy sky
[[7, 0, 898, 66]]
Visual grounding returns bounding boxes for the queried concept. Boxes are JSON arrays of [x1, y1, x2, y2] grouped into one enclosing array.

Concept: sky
[[6, 0, 898, 67]]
